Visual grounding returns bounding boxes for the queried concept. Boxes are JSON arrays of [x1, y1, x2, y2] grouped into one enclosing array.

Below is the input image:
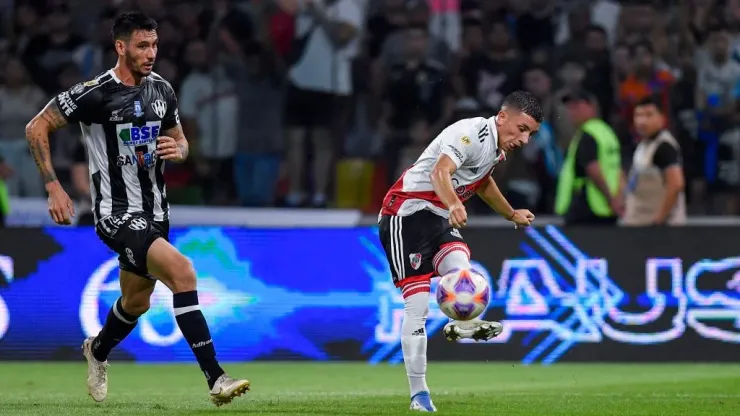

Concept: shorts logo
[[125, 247, 136, 266], [409, 253, 422, 270], [128, 218, 148, 231], [450, 229, 462, 239], [152, 100, 167, 119]]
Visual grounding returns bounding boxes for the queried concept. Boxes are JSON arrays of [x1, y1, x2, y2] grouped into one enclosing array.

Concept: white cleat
[[81, 336, 109, 402], [443, 319, 503, 342], [209, 373, 251, 407], [410, 391, 437, 412]]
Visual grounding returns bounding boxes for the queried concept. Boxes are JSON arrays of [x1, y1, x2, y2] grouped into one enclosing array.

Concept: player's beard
[[126, 52, 153, 78]]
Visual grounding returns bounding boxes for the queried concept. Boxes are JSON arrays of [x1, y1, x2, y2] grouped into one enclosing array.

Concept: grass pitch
[[0, 362, 738, 415]]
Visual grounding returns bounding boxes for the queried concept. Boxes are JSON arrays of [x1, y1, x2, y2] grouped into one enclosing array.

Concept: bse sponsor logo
[[117, 149, 157, 169], [116, 121, 161, 146], [0, 255, 13, 341], [57, 92, 77, 117]]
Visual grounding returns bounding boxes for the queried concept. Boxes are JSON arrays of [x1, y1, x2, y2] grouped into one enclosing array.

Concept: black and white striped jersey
[[53, 69, 180, 223]]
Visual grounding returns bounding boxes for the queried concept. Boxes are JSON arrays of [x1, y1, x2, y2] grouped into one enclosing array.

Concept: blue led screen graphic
[[0, 226, 738, 363]]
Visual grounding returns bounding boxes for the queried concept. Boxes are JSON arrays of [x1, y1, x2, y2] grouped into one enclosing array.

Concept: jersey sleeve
[[53, 81, 103, 124], [438, 122, 483, 169], [652, 141, 681, 170], [161, 82, 181, 131]]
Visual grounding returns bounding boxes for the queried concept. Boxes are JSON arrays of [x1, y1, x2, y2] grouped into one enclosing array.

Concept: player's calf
[[147, 238, 250, 402]]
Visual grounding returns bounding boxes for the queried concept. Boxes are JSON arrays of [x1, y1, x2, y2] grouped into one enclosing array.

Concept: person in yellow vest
[[555, 90, 625, 225], [622, 95, 686, 226]]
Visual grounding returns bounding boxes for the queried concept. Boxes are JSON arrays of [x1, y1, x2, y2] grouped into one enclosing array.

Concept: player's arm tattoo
[[163, 124, 189, 162], [25, 100, 68, 185]]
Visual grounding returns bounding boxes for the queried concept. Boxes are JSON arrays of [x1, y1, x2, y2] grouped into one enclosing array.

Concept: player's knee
[[434, 244, 471, 276], [167, 255, 197, 293], [121, 294, 150, 317]]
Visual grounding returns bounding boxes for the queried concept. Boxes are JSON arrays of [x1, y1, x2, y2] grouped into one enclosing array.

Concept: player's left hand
[[509, 209, 535, 229], [156, 136, 185, 162]]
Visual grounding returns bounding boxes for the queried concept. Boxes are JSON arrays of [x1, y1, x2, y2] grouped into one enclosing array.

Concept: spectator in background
[[283, 0, 364, 208], [582, 25, 614, 120], [73, 11, 116, 79], [555, 90, 624, 226], [21, 4, 85, 94], [379, 0, 451, 69], [512, 0, 555, 53], [623, 95, 686, 226], [612, 42, 632, 84], [0, 153, 10, 227], [0, 57, 45, 197], [379, 24, 454, 185], [695, 25, 740, 214], [456, 18, 521, 112], [522, 65, 562, 213], [552, 56, 586, 151], [367, 0, 407, 60], [618, 40, 674, 141], [228, 41, 286, 208], [11, 2, 42, 55], [179, 39, 240, 205]]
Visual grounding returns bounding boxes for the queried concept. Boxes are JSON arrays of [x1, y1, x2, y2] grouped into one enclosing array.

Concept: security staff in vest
[[622, 95, 686, 226], [555, 90, 624, 225]]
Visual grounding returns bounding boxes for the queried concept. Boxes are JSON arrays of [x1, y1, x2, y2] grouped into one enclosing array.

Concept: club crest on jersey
[[134, 101, 144, 117], [70, 83, 85, 95], [152, 100, 167, 119], [116, 121, 161, 146], [409, 253, 422, 270]]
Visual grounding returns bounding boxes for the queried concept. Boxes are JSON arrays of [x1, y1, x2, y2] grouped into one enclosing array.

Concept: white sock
[[401, 290, 430, 398]]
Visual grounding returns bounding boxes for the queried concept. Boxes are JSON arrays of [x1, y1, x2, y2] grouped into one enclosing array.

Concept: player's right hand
[[47, 187, 75, 225], [449, 203, 468, 229]]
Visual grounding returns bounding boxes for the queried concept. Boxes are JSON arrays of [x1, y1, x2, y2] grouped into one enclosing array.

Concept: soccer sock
[[173, 291, 225, 389], [401, 290, 430, 398], [92, 297, 139, 362]]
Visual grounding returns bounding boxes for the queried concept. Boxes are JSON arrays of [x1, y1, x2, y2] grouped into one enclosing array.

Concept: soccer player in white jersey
[[378, 90, 542, 412]]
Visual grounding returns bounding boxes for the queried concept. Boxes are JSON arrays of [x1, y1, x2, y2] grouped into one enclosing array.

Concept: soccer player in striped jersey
[[24, 11, 249, 407]]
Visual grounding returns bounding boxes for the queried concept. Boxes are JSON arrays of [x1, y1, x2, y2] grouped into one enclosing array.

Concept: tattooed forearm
[[25, 101, 67, 185], [163, 124, 189, 161]]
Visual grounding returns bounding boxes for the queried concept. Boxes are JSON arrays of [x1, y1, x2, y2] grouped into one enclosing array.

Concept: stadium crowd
[[0, 0, 739, 216]]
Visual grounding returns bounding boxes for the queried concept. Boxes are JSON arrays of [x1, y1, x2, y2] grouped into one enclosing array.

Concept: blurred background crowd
[[0, 0, 739, 217]]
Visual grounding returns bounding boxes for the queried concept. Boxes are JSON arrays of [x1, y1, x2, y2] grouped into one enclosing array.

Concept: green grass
[[0, 362, 739, 415]]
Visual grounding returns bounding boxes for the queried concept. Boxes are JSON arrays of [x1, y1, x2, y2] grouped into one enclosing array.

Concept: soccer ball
[[436, 269, 490, 321]]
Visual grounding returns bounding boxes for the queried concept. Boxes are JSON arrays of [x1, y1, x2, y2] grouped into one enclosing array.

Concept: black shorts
[[95, 212, 170, 279], [378, 210, 470, 293], [285, 84, 345, 129]]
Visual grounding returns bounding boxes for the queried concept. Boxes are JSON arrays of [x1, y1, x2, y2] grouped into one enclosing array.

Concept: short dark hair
[[502, 90, 544, 123], [630, 39, 654, 56], [585, 24, 607, 37], [111, 11, 157, 41], [635, 94, 664, 113]]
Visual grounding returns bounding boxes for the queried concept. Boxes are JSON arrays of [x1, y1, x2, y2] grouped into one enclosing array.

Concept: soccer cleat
[[443, 318, 503, 342], [209, 373, 251, 407], [410, 391, 437, 412], [81, 336, 109, 402]]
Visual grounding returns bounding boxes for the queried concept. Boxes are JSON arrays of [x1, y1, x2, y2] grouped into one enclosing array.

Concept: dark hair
[[630, 39, 654, 56], [502, 90, 544, 123], [585, 24, 607, 37], [111, 11, 157, 41], [635, 94, 664, 113]]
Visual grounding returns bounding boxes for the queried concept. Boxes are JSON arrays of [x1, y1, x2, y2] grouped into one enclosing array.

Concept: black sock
[[92, 297, 139, 362], [173, 290, 224, 388]]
